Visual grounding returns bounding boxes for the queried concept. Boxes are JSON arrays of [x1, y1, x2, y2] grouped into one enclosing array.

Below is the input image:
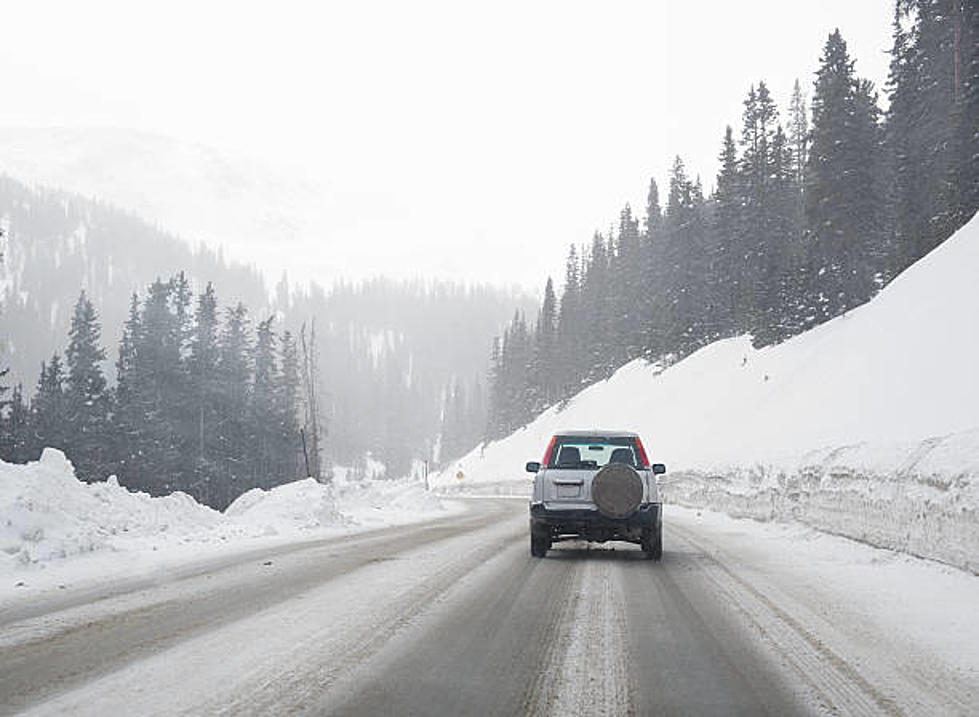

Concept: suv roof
[[554, 429, 639, 438]]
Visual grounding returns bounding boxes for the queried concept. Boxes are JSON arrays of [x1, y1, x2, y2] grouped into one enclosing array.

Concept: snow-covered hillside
[[434, 213, 979, 571]]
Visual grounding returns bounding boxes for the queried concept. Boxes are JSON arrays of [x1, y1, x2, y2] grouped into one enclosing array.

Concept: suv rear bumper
[[530, 502, 661, 535]]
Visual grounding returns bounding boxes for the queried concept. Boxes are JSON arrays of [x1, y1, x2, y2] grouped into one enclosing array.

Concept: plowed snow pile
[[435, 214, 979, 571], [0, 449, 455, 594]]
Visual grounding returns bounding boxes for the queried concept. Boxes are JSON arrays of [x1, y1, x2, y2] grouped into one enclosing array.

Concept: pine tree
[[186, 283, 222, 503], [250, 316, 279, 489], [788, 79, 809, 187], [528, 277, 558, 413], [886, 1, 979, 273], [806, 30, 884, 321], [609, 204, 642, 366], [485, 335, 504, 440], [662, 157, 711, 354], [555, 245, 582, 400], [0, 384, 31, 463], [32, 354, 68, 456], [216, 301, 252, 503], [64, 291, 111, 481], [640, 178, 667, 358], [121, 278, 185, 496], [299, 319, 324, 481], [581, 231, 612, 380], [113, 293, 142, 480], [712, 126, 742, 337], [277, 329, 302, 481]]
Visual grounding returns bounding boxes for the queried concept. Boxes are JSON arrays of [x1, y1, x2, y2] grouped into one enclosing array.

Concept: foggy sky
[[0, 0, 892, 290]]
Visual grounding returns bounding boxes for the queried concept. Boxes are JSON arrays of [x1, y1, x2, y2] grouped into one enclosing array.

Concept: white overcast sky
[[0, 0, 893, 291]]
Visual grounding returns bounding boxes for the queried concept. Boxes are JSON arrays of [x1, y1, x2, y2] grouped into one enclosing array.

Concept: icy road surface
[[1, 500, 976, 716]]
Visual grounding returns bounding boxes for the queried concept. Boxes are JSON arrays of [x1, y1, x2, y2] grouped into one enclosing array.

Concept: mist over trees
[[0, 175, 269, 387], [1, 279, 307, 509], [486, 2, 978, 441], [0, 175, 529, 494]]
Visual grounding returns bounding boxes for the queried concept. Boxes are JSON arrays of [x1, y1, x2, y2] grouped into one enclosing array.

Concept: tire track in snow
[[669, 524, 907, 716], [11, 502, 526, 716], [534, 552, 635, 716]]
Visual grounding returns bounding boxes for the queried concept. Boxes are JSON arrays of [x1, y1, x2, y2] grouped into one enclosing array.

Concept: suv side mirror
[[526, 461, 541, 473], [651, 463, 667, 475]]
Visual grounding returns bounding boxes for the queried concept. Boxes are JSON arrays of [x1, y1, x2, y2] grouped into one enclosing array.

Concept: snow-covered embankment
[[0, 449, 455, 596], [433, 214, 979, 572]]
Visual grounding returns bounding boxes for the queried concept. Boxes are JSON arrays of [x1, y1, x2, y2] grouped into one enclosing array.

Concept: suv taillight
[[635, 437, 650, 469], [542, 435, 558, 467]]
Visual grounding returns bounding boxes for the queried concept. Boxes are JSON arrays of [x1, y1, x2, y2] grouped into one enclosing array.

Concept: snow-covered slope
[[433, 213, 979, 570]]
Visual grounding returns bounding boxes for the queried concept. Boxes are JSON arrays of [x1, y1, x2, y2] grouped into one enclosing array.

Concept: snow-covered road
[[1, 500, 976, 716]]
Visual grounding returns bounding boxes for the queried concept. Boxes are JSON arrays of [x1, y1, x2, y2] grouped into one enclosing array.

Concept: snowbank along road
[[1, 499, 976, 716]]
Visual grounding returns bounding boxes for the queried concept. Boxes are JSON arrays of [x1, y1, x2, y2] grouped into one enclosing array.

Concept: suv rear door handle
[[553, 478, 584, 485]]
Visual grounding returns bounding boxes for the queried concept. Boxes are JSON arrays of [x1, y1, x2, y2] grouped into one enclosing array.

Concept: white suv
[[526, 430, 665, 559]]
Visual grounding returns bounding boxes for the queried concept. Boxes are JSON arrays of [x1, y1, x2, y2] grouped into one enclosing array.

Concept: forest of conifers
[[485, 3, 978, 440]]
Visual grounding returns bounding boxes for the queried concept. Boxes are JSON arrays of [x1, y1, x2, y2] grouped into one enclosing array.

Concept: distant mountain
[[0, 173, 268, 387], [0, 127, 340, 287]]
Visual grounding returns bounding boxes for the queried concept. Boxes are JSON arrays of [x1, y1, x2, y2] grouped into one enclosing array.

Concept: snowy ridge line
[[662, 429, 979, 575]]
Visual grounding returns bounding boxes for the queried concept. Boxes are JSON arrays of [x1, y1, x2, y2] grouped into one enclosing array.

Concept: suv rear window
[[547, 436, 640, 469]]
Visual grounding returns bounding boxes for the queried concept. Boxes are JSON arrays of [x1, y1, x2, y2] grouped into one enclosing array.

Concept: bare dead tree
[[299, 319, 325, 481]]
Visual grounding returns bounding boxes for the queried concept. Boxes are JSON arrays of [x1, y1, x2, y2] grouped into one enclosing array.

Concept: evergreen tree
[[528, 277, 558, 413], [806, 30, 884, 321], [555, 245, 582, 400], [113, 293, 142, 480], [250, 316, 279, 489], [640, 178, 667, 358], [609, 205, 642, 366], [216, 301, 252, 503], [299, 319, 324, 481], [712, 125, 742, 337], [277, 330, 302, 481], [121, 279, 185, 496], [580, 231, 612, 380], [32, 354, 68, 456], [886, 1, 979, 273], [662, 157, 711, 354], [64, 291, 111, 481], [485, 335, 504, 440], [788, 79, 809, 187], [187, 283, 222, 503], [1, 384, 31, 463]]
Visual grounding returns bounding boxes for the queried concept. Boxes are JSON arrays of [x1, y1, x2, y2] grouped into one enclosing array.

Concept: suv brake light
[[542, 435, 558, 466], [635, 437, 650, 468]]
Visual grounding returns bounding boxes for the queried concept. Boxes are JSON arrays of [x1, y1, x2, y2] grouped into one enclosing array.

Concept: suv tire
[[641, 525, 663, 561], [530, 529, 550, 558]]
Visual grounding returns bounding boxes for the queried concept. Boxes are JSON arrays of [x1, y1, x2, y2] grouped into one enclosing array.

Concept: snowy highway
[[1, 498, 976, 716]]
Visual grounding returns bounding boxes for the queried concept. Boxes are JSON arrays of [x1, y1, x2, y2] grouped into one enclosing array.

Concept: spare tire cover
[[591, 463, 643, 519]]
